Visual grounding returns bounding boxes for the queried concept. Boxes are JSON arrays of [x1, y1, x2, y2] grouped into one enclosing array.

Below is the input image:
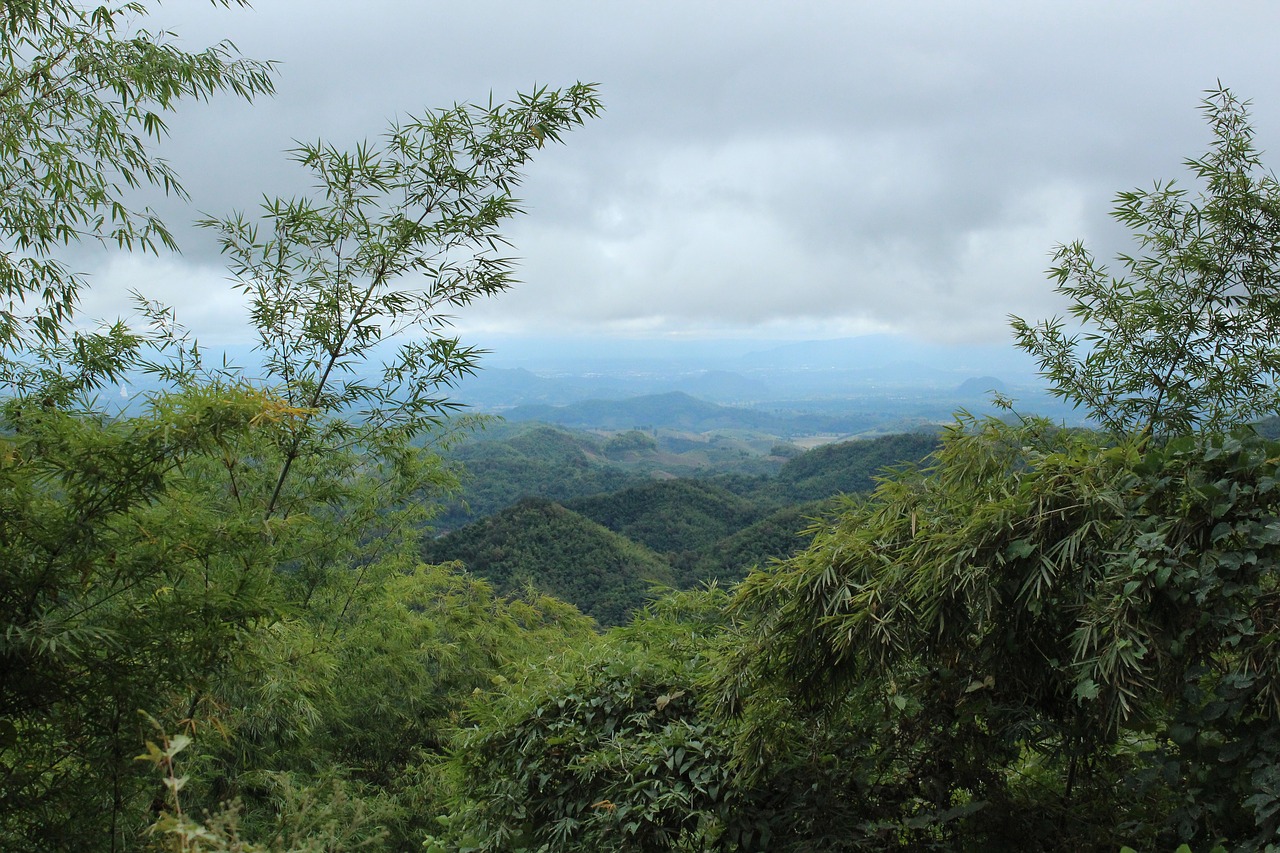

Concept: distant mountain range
[[115, 333, 1081, 430], [502, 391, 885, 434], [497, 388, 1036, 436], [450, 333, 1081, 427]]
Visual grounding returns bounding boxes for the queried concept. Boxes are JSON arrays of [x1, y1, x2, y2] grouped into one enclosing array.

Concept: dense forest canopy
[[3, 3, 1280, 851]]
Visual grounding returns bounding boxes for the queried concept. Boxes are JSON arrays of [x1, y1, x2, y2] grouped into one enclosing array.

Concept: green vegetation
[[1011, 87, 1280, 436], [604, 429, 660, 458], [685, 500, 824, 584], [422, 498, 674, 626], [424, 88, 1280, 852], [428, 589, 756, 852], [3, 6, 1278, 849], [438, 422, 939, 529], [435, 423, 645, 528], [565, 479, 763, 557], [0, 0, 274, 396], [0, 3, 603, 849], [769, 430, 940, 502], [426, 432, 940, 615]]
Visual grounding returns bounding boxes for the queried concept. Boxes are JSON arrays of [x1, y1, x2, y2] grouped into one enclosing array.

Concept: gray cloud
[[76, 0, 1280, 347]]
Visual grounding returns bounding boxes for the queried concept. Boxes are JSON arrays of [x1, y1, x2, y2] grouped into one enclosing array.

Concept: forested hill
[[437, 420, 941, 530], [420, 498, 674, 626], [563, 479, 763, 556], [567, 483, 829, 587], [425, 428, 942, 617], [771, 430, 941, 501], [436, 424, 644, 529]]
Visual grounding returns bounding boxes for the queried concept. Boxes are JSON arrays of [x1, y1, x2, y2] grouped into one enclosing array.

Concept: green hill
[[438, 424, 644, 528], [690, 500, 829, 585], [425, 428, 943, 611], [421, 498, 674, 626], [773, 432, 939, 501], [563, 479, 766, 556]]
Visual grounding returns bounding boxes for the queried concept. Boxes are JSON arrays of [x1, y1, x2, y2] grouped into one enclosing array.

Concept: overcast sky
[[76, 1, 1280, 349]]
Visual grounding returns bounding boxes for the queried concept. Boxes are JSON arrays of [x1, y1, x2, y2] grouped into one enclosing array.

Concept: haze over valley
[[449, 331, 1081, 435]]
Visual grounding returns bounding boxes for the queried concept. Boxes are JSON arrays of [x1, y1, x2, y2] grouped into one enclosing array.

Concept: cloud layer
[[75, 0, 1280, 347]]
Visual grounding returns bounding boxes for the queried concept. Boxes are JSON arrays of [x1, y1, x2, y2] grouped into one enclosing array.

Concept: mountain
[[421, 498, 674, 627], [425, 427, 945, 609], [673, 369, 771, 402], [501, 391, 892, 435], [506, 391, 763, 431], [689, 501, 827, 584], [436, 424, 645, 529], [435, 420, 942, 531], [772, 432, 941, 501], [443, 333, 1072, 424], [563, 479, 766, 557], [956, 375, 1007, 396]]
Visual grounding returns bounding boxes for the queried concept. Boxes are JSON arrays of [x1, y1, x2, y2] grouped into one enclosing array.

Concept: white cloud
[[75, 254, 254, 345]]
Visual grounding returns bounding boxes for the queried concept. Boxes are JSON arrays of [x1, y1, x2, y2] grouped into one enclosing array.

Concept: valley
[[426, 417, 941, 622]]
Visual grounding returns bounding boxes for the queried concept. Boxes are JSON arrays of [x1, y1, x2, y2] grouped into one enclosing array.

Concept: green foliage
[[138, 723, 386, 853], [603, 429, 658, 459], [194, 83, 601, 519], [725, 415, 1280, 849], [0, 3, 604, 848], [685, 500, 825, 585], [564, 478, 803, 587], [0, 24, 281, 843], [438, 423, 643, 528], [429, 430, 942, 622], [316, 563, 594, 782], [1012, 86, 1280, 436], [0, 387, 288, 850], [0, 379, 597, 850], [422, 498, 673, 626], [135, 576, 585, 853], [708, 88, 1280, 850], [0, 379, 471, 849], [430, 588, 756, 852], [0, 0, 274, 397], [19, 2, 1280, 849], [434, 582, 1015, 852], [210, 562, 594, 852], [565, 479, 764, 557], [769, 432, 940, 503], [436, 422, 941, 534]]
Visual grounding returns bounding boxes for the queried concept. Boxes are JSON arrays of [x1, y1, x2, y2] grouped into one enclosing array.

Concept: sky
[[73, 1, 1280, 351]]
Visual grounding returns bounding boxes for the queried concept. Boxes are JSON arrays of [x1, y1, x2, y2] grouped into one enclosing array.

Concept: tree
[[0, 386, 293, 851], [717, 90, 1280, 850], [0, 4, 276, 847], [1011, 86, 1280, 437], [194, 83, 602, 520], [0, 0, 275, 400], [0, 2, 604, 849], [432, 588, 756, 853], [725, 415, 1280, 850]]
